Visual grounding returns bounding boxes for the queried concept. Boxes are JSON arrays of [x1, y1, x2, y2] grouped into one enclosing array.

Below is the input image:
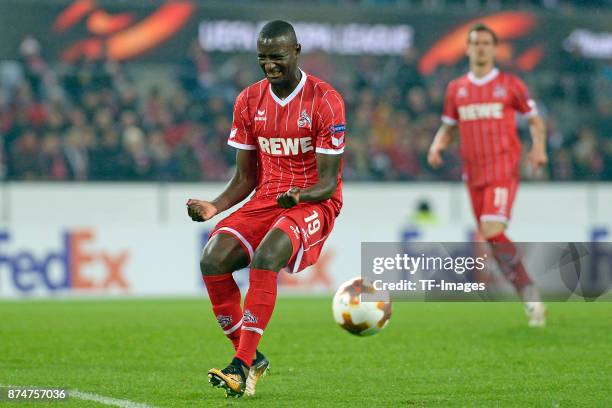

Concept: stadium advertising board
[[0, 226, 199, 298], [0, 1, 610, 70], [0, 228, 130, 294], [1, 224, 609, 299], [1, 184, 610, 299], [198, 20, 413, 55], [563, 29, 612, 59]]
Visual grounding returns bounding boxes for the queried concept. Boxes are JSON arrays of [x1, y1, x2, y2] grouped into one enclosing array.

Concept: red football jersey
[[442, 68, 537, 186], [228, 70, 345, 213]]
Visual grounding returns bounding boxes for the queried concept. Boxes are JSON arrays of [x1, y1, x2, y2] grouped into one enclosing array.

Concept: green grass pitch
[[1, 298, 610, 407]]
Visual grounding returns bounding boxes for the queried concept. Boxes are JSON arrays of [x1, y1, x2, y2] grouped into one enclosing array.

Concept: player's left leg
[[233, 228, 291, 363], [480, 220, 533, 292], [480, 180, 546, 327]]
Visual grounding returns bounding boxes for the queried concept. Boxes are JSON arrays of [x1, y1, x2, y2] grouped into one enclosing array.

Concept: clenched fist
[[427, 147, 444, 169], [186, 199, 218, 222], [277, 187, 301, 209]]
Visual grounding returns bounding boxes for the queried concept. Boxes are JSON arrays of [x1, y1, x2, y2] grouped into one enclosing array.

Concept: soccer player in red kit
[[428, 23, 548, 326], [186, 21, 346, 397]]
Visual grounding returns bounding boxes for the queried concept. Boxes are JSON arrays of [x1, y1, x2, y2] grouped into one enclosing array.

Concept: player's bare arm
[[277, 153, 342, 208], [428, 123, 457, 168], [187, 149, 258, 222], [526, 115, 548, 172]]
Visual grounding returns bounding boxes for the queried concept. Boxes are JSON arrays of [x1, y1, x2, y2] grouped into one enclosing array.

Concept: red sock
[[203, 274, 242, 351], [487, 233, 532, 290], [235, 268, 278, 366]]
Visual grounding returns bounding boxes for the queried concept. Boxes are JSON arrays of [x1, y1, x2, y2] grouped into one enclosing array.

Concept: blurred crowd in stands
[[1, 34, 611, 182]]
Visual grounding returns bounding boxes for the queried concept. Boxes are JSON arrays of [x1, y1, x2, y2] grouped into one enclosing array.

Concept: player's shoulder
[[497, 70, 525, 86], [305, 73, 344, 101]]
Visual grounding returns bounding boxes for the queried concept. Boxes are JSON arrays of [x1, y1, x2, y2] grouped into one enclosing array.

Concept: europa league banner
[[0, 0, 611, 71], [361, 242, 612, 302]]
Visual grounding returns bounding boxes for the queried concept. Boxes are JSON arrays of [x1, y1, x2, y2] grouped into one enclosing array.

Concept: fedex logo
[[258, 136, 313, 156], [0, 229, 129, 294], [458, 103, 503, 121]]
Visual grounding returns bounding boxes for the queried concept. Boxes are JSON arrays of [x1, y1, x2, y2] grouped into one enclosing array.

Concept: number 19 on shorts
[[304, 210, 320, 235]]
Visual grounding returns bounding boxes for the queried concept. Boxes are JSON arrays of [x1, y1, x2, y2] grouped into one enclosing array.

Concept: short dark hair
[[468, 23, 498, 45], [259, 20, 297, 44]]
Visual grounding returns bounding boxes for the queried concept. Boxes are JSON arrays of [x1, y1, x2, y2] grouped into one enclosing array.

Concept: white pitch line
[[1, 385, 157, 408], [70, 389, 156, 408]]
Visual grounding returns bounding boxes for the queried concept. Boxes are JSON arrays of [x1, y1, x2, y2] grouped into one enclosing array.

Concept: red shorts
[[468, 179, 518, 224], [210, 198, 337, 273]]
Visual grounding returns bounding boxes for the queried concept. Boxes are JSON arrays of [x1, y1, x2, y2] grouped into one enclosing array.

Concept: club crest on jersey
[[297, 110, 311, 129], [493, 85, 507, 99], [243, 310, 258, 324], [457, 87, 468, 98], [216, 314, 232, 328]]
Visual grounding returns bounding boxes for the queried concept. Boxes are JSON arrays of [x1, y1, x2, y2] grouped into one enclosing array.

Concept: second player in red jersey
[[186, 20, 345, 398], [441, 67, 536, 224], [441, 67, 536, 188], [428, 23, 548, 327]]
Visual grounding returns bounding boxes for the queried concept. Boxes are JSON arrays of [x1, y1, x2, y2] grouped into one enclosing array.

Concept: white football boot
[[525, 301, 547, 327]]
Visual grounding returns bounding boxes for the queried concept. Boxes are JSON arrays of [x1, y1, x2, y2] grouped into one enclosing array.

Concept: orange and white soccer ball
[[332, 277, 392, 336]]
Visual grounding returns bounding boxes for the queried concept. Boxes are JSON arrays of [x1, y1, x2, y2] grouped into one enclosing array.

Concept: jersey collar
[[269, 69, 307, 107], [467, 67, 499, 86]]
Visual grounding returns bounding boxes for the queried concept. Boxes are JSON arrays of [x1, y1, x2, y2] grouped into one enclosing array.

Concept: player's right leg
[[201, 233, 253, 396], [200, 233, 249, 351]]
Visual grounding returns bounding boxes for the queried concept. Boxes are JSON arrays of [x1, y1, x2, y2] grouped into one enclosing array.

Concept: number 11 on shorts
[[493, 187, 508, 209]]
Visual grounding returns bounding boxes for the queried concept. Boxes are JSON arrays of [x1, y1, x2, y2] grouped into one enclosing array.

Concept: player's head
[[466, 23, 497, 68], [257, 20, 301, 86]]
